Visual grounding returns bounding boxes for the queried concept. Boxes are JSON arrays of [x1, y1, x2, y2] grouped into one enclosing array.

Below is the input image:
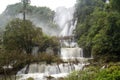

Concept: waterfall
[[17, 63, 86, 80], [54, 7, 84, 61], [60, 48, 84, 61], [17, 6, 91, 80], [54, 7, 75, 37]]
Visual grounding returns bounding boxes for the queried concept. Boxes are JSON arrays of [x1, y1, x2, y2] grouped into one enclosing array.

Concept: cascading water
[[18, 63, 85, 80], [54, 7, 84, 60], [54, 7, 75, 37], [17, 6, 90, 80], [61, 48, 84, 61]]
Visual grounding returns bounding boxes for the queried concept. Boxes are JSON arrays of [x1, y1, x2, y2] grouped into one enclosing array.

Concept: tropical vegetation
[[75, 0, 120, 62]]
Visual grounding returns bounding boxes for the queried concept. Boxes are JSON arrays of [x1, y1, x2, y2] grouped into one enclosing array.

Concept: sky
[[0, 0, 76, 14]]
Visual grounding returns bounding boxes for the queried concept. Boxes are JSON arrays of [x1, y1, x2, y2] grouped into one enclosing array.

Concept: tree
[[3, 18, 59, 54], [110, 0, 120, 12], [75, 0, 120, 62], [91, 11, 120, 62], [75, 0, 105, 57], [2, 18, 60, 74], [75, 0, 105, 40], [75, 0, 104, 23], [21, 0, 31, 20], [3, 18, 43, 54]]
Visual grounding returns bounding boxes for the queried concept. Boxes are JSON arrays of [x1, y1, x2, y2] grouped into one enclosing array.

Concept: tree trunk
[[4, 69, 7, 80]]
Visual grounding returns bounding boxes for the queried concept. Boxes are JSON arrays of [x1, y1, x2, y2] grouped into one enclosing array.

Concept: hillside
[[0, 3, 60, 36]]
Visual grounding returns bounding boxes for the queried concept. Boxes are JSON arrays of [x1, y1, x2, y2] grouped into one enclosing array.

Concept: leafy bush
[[64, 71, 79, 80], [95, 65, 120, 80], [64, 64, 120, 80]]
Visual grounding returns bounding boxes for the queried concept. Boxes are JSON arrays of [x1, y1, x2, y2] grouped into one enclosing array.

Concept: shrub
[[64, 64, 120, 80]]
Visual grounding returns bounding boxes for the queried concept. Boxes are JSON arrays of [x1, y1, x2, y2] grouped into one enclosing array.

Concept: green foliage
[[64, 66, 98, 80], [3, 18, 43, 54], [75, 0, 104, 23], [4, 3, 23, 16], [35, 53, 62, 64], [27, 5, 54, 24], [0, 18, 60, 74], [64, 71, 79, 80], [92, 11, 120, 62], [4, 2, 54, 21], [75, 0, 120, 62], [95, 65, 120, 80], [110, 0, 120, 12], [64, 64, 120, 80], [0, 49, 32, 74], [3, 18, 59, 54], [75, 0, 105, 57], [38, 36, 60, 53], [27, 77, 34, 80]]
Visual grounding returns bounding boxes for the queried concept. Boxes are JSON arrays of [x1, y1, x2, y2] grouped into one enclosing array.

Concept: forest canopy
[[75, 0, 120, 62]]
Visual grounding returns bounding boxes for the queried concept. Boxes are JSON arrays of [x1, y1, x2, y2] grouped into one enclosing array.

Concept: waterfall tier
[[17, 63, 86, 80], [60, 48, 84, 61]]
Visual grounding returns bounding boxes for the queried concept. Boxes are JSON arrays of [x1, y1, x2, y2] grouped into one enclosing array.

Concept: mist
[[54, 7, 76, 37]]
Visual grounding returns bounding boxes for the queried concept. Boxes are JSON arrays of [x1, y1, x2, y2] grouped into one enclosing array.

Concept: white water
[[61, 48, 83, 61], [18, 5, 90, 80], [17, 63, 86, 80], [54, 7, 75, 37], [54, 7, 85, 61]]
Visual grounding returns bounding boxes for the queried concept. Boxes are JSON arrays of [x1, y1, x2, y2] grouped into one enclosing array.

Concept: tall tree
[[21, 0, 30, 20], [75, 0, 105, 39]]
